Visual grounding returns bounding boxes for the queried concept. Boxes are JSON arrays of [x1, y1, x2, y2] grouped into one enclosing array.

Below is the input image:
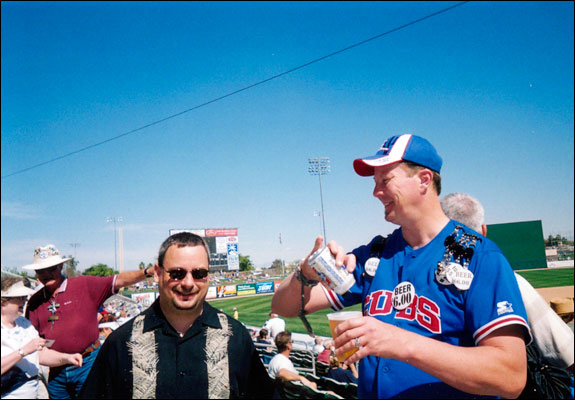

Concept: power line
[[1, 1, 468, 180]]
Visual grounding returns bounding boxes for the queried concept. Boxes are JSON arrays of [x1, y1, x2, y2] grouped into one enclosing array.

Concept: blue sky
[[2, 1, 573, 272]]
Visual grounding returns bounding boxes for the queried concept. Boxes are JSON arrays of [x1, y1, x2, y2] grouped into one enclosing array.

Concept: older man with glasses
[[80, 232, 275, 399], [23, 244, 149, 399]]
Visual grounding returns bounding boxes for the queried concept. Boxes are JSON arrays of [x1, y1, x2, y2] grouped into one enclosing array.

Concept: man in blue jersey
[[272, 134, 531, 399]]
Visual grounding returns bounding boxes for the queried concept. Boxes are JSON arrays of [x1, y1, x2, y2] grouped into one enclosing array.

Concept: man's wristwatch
[[295, 263, 320, 287], [18, 348, 25, 357], [143, 267, 153, 278]]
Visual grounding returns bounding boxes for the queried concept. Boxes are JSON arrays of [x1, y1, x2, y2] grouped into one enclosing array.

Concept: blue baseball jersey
[[321, 220, 531, 399]]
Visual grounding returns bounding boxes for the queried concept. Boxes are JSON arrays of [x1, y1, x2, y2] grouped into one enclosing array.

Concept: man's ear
[[153, 263, 160, 283], [481, 224, 488, 236], [418, 169, 434, 193]]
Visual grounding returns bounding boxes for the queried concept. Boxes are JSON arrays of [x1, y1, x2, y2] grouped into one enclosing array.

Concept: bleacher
[[274, 377, 344, 399]]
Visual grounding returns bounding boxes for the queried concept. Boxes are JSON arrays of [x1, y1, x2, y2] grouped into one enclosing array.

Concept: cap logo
[[378, 136, 401, 156]]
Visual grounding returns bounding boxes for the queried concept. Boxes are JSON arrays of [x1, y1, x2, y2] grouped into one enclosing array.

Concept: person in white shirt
[[262, 311, 285, 340], [312, 336, 325, 354], [441, 192, 574, 372], [1, 277, 82, 399], [267, 331, 316, 389]]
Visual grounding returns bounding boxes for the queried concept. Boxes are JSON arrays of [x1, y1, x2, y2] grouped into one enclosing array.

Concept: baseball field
[[207, 267, 574, 338]]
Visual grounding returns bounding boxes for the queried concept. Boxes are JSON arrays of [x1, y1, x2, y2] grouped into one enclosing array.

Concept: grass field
[[515, 267, 574, 288], [208, 294, 360, 338], [207, 267, 573, 337]]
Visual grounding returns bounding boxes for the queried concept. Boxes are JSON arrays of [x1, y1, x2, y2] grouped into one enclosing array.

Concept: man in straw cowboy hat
[[23, 244, 150, 399]]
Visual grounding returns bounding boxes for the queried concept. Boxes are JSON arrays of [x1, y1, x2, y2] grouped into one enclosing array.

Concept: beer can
[[308, 247, 355, 295]]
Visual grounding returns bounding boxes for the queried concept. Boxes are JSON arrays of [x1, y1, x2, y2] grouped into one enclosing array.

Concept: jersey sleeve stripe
[[320, 284, 344, 311], [473, 315, 532, 345]]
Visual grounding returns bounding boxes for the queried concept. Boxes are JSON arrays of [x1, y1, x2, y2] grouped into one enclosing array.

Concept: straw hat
[[1, 280, 35, 298], [550, 297, 574, 316], [21, 244, 71, 271]]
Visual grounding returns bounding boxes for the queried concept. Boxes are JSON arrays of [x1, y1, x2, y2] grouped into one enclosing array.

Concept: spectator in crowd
[[326, 355, 358, 384], [316, 339, 333, 365], [233, 306, 239, 320], [272, 134, 531, 399], [23, 244, 151, 398], [262, 311, 285, 340], [256, 328, 272, 345], [267, 331, 317, 390], [97, 314, 119, 345], [441, 192, 574, 372], [2, 276, 83, 399], [312, 336, 325, 354], [80, 232, 274, 399]]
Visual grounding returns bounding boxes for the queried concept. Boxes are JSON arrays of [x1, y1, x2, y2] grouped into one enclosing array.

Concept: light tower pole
[[308, 157, 330, 243], [106, 216, 123, 272], [69, 242, 80, 259]]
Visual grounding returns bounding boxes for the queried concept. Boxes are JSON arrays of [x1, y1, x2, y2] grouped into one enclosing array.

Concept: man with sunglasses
[[80, 232, 275, 399], [23, 244, 151, 399]]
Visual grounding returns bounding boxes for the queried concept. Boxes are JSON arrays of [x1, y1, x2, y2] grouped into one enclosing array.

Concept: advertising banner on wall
[[237, 283, 256, 296], [206, 286, 218, 300], [216, 285, 237, 298], [256, 281, 274, 294]]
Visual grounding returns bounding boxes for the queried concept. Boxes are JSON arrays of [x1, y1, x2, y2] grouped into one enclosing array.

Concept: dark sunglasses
[[36, 265, 60, 275], [164, 268, 209, 281]]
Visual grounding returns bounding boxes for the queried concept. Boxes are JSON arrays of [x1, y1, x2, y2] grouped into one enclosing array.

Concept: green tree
[[239, 254, 254, 272], [138, 262, 146, 271], [270, 259, 283, 269], [83, 263, 117, 277]]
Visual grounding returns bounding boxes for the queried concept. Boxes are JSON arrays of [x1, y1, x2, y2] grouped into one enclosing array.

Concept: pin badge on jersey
[[435, 262, 460, 286], [392, 281, 415, 310], [451, 264, 474, 290], [364, 257, 380, 277]]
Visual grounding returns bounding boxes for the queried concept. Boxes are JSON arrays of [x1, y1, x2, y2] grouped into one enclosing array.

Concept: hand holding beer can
[[308, 246, 355, 295]]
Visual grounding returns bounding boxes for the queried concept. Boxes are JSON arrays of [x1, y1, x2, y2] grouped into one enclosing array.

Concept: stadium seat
[[275, 378, 344, 399], [315, 361, 330, 376], [317, 377, 358, 399]]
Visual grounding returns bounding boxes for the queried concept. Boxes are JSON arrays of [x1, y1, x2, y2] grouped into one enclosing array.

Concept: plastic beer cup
[[326, 311, 363, 362]]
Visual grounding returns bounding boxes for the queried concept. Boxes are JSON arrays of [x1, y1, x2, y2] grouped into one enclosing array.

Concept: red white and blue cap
[[353, 134, 442, 176]]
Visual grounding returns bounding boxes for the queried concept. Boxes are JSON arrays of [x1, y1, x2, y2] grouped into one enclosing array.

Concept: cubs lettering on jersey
[[364, 290, 441, 334]]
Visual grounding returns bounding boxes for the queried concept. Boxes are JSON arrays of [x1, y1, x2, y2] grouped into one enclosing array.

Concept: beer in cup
[[326, 311, 362, 362]]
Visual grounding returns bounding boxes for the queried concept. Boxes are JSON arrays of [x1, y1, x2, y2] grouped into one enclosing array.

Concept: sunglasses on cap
[[164, 268, 209, 281]]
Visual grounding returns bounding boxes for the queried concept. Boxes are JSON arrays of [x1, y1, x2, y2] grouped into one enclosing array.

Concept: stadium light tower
[[106, 216, 123, 271], [308, 157, 330, 243]]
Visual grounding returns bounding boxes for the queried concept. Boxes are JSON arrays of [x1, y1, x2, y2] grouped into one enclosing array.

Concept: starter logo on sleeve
[[497, 301, 514, 315]]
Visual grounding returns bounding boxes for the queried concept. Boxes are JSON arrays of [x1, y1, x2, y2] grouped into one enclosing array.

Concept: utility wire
[[2, 1, 468, 180]]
